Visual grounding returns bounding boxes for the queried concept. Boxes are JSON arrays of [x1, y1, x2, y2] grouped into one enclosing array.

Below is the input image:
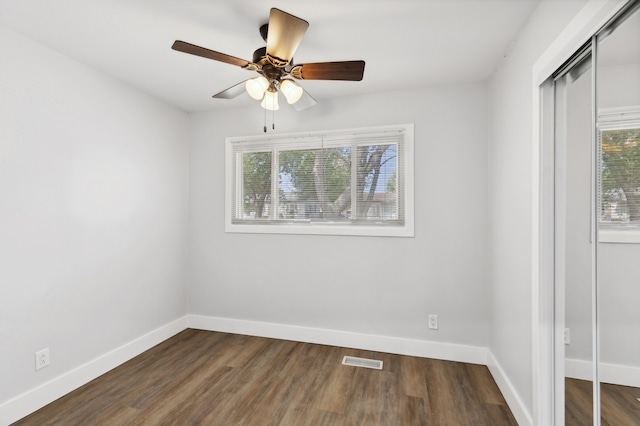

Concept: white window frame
[[225, 124, 414, 237], [598, 106, 640, 243]]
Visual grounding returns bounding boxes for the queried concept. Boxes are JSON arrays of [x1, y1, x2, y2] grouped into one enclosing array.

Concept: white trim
[[532, 0, 628, 87], [599, 229, 640, 243], [222, 222, 415, 238], [598, 106, 640, 130], [487, 351, 534, 426], [535, 77, 558, 426], [531, 1, 631, 425], [0, 317, 188, 426], [565, 358, 595, 381], [566, 358, 640, 388], [187, 314, 487, 365]]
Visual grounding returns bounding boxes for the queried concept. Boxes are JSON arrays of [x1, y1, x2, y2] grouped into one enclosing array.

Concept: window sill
[[225, 222, 414, 238], [599, 228, 640, 244]]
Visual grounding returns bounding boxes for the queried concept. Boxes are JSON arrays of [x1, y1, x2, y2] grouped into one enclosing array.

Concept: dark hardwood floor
[[566, 377, 593, 425], [13, 329, 517, 425], [566, 378, 640, 426]]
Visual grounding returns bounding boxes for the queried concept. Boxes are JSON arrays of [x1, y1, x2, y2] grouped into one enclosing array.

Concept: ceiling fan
[[171, 8, 365, 112]]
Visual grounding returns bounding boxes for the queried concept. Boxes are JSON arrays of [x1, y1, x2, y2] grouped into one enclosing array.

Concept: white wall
[[188, 84, 490, 350], [487, 0, 589, 419], [0, 24, 189, 411]]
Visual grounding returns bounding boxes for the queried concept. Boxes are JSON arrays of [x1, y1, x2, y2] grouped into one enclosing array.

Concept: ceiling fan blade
[[266, 8, 309, 66], [172, 40, 251, 68], [290, 61, 365, 81], [213, 80, 249, 99], [292, 89, 317, 111]]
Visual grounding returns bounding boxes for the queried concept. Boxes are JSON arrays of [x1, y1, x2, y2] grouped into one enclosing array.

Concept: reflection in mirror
[[557, 53, 595, 425], [596, 3, 640, 425]]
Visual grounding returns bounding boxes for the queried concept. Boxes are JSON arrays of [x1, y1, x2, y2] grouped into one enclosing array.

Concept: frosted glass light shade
[[260, 89, 279, 110], [245, 76, 269, 100], [280, 79, 303, 104]]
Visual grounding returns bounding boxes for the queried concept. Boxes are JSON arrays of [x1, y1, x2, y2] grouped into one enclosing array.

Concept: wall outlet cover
[[35, 348, 50, 370], [428, 314, 438, 330]]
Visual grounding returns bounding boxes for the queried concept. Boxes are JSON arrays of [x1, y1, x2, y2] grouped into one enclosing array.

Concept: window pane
[[279, 147, 351, 219], [226, 124, 413, 236], [600, 128, 640, 223], [242, 151, 272, 219], [355, 144, 398, 220]]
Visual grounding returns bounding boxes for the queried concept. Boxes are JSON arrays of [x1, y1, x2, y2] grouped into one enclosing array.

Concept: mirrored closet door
[[554, 44, 596, 426], [595, 3, 640, 425], [553, 1, 640, 425]]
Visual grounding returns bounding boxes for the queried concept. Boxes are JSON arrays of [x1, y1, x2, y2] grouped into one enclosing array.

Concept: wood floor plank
[[306, 407, 344, 426], [398, 394, 430, 425], [277, 344, 338, 425], [232, 342, 312, 425], [127, 331, 231, 410], [343, 367, 396, 425], [316, 347, 358, 414], [425, 359, 469, 425], [566, 377, 594, 426], [468, 361, 507, 405], [13, 329, 518, 426], [400, 354, 429, 399], [599, 382, 640, 426], [223, 339, 300, 425], [565, 378, 640, 425], [455, 363, 504, 425]]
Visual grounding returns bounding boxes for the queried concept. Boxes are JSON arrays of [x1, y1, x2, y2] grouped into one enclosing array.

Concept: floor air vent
[[342, 356, 383, 370]]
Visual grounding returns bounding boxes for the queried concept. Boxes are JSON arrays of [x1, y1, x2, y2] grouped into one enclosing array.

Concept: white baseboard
[[187, 314, 488, 364], [486, 351, 533, 426], [565, 358, 594, 381], [0, 316, 188, 426], [566, 357, 640, 388]]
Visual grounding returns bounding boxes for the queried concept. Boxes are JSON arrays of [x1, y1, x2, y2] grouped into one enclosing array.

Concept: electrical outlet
[[35, 348, 50, 370], [428, 314, 438, 330], [564, 328, 570, 345]]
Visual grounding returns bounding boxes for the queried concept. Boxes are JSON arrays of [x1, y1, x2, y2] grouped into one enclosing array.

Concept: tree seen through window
[[600, 127, 640, 223]]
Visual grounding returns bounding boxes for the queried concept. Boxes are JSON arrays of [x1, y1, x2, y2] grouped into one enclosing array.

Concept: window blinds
[[598, 108, 640, 226], [229, 126, 408, 226]]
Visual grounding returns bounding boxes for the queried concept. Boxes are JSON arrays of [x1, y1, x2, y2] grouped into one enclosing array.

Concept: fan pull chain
[[262, 108, 276, 132]]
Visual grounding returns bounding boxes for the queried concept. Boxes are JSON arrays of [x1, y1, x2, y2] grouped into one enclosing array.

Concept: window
[[599, 107, 640, 242], [225, 124, 414, 237]]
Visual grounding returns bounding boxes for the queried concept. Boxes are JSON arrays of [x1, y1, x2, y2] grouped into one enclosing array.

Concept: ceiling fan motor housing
[[252, 47, 267, 64], [252, 46, 291, 84]]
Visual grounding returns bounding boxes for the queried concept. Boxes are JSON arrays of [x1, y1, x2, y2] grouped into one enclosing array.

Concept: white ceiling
[[0, 0, 541, 112]]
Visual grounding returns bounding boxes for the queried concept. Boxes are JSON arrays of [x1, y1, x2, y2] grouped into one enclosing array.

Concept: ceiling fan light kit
[[171, 7, 366, 129], [260, 87, 279, 111], [245, 76, 270, 100], [279, 79, 303, 104]]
